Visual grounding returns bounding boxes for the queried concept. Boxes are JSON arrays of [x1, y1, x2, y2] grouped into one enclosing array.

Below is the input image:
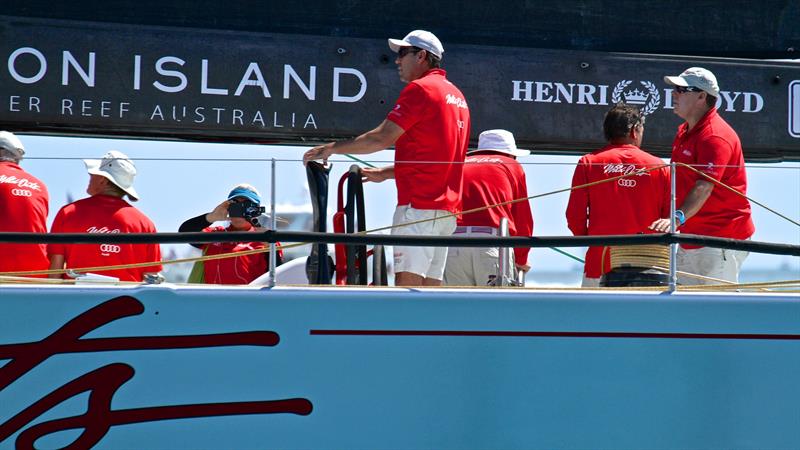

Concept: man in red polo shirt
[[303, 29, 470, 286], [443, 130, 533, 286], [651, 67, 754, 285], [567, 104, 671, 287], [0, 131, 50, 277], [179, 184, 284, 285], [48, 150, 162, 282]]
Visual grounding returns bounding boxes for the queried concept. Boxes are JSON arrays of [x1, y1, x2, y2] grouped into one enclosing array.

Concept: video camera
[[228, 200, 266, 226]]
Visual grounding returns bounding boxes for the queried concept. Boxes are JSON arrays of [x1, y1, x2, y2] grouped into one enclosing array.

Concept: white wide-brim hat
[[468, 129, 530, 157], [84, 150, 139, 201]]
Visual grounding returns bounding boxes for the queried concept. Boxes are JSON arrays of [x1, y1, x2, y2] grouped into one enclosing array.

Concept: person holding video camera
[[179, 184, 283, 284]]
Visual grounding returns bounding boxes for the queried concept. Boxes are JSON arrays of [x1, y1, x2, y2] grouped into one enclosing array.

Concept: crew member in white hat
[[0, 131, 50, 277], [303, 29, 471, 287], [567, 104, 671, 287], [650, 67, 753, 285], [48, 150, 162, 282], [443, 130, 533, 286]]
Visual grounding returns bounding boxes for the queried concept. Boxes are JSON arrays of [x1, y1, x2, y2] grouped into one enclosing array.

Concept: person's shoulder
[[54, 197, 85, 218], [700, 109, 739, 138], [632, 147, 664, 162]]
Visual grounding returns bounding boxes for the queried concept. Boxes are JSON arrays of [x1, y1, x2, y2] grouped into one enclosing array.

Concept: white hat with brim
[[468, 129, 530, 157], [388, 29, 444, 59], [84, 150, 140, 201], [664, 67, 720, 97], [0, 131, 25, 159]]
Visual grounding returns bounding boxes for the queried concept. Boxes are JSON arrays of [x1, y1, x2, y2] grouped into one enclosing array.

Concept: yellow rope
[[2, 161, 796, 283], [676, 162, 799, 227]]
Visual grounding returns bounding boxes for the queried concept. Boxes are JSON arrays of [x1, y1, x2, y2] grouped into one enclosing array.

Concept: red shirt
[[0, 162, 49, 275], [566, 144, 670, 278], [49, 195, 162, 282], [387, 68, 471, 213], [458, 153, 534, 265], [200, 225, 280, 285], [670, 107, 754, 248]]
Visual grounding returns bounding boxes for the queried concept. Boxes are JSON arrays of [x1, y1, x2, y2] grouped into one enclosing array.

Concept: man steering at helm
[[179, 184, 283, 284]]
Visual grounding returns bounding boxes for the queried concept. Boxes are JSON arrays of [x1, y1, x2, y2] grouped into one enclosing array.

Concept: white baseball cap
[[84, 150, 140, 201], [664, 67, 720, 97], [0, 131, 25, 159], [468, 129, 530, 157], [388, 30, 444, 59]]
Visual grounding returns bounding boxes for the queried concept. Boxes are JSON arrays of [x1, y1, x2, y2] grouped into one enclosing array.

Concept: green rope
[[549, 246, 585, 263], [345, 154, 376, 168]]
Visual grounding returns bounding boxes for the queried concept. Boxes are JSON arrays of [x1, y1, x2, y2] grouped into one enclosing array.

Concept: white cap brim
[[388, 38, 411, 53], [663, 75, 689, 87]]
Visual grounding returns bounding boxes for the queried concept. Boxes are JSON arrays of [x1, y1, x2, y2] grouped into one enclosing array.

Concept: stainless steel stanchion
[[498, 218, 510, 287], [668, 162, 677, 292], [268, 158, 277, 288]]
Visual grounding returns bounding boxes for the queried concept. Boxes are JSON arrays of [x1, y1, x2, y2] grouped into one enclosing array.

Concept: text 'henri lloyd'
[[510, 79, 763, 114]]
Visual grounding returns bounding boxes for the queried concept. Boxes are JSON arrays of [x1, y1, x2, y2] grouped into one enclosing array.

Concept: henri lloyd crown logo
[[611, 80, 661, 115]]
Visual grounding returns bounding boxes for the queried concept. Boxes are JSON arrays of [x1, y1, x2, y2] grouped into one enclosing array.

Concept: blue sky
[[16, 135, 800, 278]]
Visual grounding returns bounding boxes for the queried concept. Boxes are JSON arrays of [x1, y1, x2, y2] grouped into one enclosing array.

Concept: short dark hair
[[705, 94, 717, 108], [417, 48, 441, 68], [603, 103, 644, 141]]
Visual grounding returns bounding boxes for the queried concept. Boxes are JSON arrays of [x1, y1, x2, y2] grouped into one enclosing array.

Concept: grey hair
[[0, 148, 21, 163]]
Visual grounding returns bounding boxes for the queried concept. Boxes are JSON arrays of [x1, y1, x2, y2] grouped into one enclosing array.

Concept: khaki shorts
[[391, 205, 456, 280], [677, 245, 749, 285], [444, 227, 513, 286], [581, 275, 602, 288]]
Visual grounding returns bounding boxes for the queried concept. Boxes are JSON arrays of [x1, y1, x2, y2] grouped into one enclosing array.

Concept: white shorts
[[391, 205, 456, 280], [581, 275, 601, 288], [677, 245, 749, 285], [444, 227, 513, 286]]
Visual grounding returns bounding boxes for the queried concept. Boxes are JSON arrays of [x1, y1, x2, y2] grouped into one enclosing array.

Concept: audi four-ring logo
[[100, 244, 122, 254], [617, 178, 637, 187], [11, 188, 32, 197]]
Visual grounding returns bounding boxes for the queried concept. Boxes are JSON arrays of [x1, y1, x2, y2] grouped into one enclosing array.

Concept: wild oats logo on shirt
[[87, 226, 121, 233], [0, 175, 43, 191], [445, 94, 468, 109], [612, 80, 661, 115]]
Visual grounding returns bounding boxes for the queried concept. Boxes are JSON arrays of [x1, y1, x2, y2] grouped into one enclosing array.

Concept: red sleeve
[[386, 83, 426, 131], [511, 165, 534, 265], [694, 135, 732, 182], [47, 207, 67, 256], [565, 159, 589, 236]]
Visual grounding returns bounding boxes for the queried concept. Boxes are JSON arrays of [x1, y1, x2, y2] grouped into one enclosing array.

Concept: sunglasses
[[397, 47, 421, 58], [674, 86, 704, 93]]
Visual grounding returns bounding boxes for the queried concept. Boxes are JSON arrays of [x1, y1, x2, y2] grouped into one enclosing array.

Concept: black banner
[[2, 16, 799, 160]]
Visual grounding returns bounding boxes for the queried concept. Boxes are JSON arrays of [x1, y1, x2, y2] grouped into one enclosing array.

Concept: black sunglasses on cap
[[674, 86, 704, 93]]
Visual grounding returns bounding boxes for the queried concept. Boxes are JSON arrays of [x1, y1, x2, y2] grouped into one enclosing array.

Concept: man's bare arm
[[47, 254, 65, 279], [650, 179, 714, 232], [303, 120, 405, 165]]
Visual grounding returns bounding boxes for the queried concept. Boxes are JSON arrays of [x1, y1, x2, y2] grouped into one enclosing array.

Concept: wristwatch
[[674, 209, 686, 225]]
